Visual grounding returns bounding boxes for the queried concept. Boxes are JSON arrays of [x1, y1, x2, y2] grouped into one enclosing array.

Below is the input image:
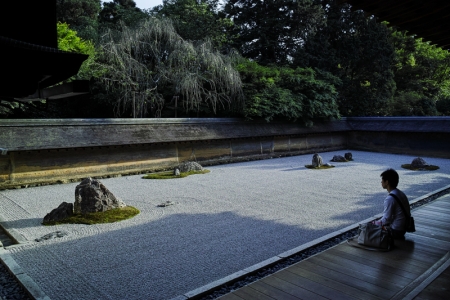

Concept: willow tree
[[96, 18, 243, 117]]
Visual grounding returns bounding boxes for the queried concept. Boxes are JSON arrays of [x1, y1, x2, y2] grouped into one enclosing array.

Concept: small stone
[[157, 201, 175, 207], [174, 168, 180, 176], [35, 231, 69, 242]]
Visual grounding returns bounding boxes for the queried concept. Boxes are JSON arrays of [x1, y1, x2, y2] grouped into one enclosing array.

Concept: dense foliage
[[1, 0, 449, 119], [237, 60, 339, 123]]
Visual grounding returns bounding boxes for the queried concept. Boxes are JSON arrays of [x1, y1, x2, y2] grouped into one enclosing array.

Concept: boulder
[[331, 155, 346, 162], [174, 168, 180, 176], [411, 157, 428, 168], [177, 161, 203, 173], [74, 178, 126, 214], [43, 202, 74, 223], [312, 154, 323, 168], [345, 152, 353, 160]]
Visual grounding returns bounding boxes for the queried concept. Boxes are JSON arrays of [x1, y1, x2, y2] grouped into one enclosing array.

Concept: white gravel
[[1, 150, 449, 300]]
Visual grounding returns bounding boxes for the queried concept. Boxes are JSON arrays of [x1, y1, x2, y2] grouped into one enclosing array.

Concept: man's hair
[[380, 168, 399, 188]]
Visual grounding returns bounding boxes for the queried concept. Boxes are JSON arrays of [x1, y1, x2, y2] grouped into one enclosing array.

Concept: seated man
[[373, 168, 410, 239]]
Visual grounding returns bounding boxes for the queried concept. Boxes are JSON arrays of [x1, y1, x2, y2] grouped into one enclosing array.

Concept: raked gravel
[[1, 150, 450, 300]]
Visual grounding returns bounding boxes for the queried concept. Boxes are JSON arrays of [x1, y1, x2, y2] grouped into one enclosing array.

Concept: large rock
[[312, 154, 323, 168], [177, 161, 203, 173], [345, 152, 353, 160], [43, 202, 74, 223], [74, 178, 126, 214], [411, 157, 428, 168], [331, 155, 346, 162]]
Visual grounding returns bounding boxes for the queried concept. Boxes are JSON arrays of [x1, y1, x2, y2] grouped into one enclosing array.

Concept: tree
[[389, 31, 450, 116], [296, 0, 396, 116], [57, 22, 96, 80], [56, 0, 102, 41], [236, 59, 340, 124], [152, 0, 235, 49], [224, 0, 325, 65], [95, 18, 243, 117], [99, 0, 149, 29]]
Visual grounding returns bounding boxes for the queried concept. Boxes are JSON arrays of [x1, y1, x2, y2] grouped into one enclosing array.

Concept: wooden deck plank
[[302, 250, 407, 291], [413, 214, 450, 226], [413, 211, 450, 222], [315, 248, 420, 280], [331, 243, 432, 270], [417, 205, 450, 214], [286, 263, 384, 300], [232, 285, 276, 300], [273, 269, 359, 300], [217, 292, 245, 300], [414, 212, 450, 223], [247, 281, 302, 300], [413, 225, 450, 242], [414, 223, 450, 237], [407, 233, 450, 251], [294, 259, 395, 299], [425, 200, 450, 208], [260, 274, 328, 300]]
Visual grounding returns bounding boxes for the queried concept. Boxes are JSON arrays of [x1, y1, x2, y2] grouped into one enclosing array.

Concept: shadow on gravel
[[9, 210, 343, 300]]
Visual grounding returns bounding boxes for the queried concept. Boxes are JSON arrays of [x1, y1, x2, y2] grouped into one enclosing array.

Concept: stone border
[[0, 248, 50, 300], [171, 184, 450, 300]]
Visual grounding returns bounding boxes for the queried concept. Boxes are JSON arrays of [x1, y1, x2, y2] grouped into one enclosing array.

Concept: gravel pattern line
[[0, 150, 449, 300]]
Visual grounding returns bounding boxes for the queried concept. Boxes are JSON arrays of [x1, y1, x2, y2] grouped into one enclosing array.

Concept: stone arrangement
[[74, 177, 126, 215], [331, 155, 346, 162], [401, 157, 439, 171], [43, 178, 126, 223], [411, 157, 428, 169], [177, 161, 204, 173], [311, 153, 323, 168]]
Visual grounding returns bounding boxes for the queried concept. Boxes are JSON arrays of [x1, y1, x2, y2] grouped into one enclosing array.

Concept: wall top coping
[[0, 116, 449, 126], [0, 118, 247, 127]]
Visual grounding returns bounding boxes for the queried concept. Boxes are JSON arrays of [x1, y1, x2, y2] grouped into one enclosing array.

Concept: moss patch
[[43, 206, 140, 225], [401, 164, 440, 171], [305, 165, 335, 169], [142, 169, 210, 179]]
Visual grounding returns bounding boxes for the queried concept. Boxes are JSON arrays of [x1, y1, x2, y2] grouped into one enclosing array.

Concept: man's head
[[380, 168, 399, 189]]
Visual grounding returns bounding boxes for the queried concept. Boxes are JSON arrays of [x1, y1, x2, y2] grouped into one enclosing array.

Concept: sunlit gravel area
[[0, 150, 449, 300]]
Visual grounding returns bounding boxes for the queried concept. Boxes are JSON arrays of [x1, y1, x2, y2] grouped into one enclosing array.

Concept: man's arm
[[374, 196, 394, 225]]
